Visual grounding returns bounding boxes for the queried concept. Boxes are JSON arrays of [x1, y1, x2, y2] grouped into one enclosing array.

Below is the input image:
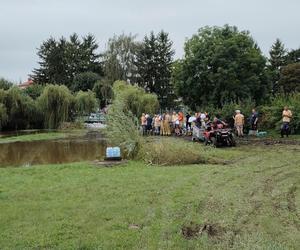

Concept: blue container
[[113, 147, 121, 157], [106, 147, 113, 158]]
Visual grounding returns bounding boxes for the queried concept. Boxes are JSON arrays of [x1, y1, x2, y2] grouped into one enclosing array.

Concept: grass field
[[0, 141, 299, 249]]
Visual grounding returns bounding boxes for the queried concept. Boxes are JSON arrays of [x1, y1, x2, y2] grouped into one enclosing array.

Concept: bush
[[260, 93, 300, 133], [138, 138, 210, 166]]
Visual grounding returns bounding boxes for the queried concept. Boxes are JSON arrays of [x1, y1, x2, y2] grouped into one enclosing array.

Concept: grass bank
[[0, 143, 299, 249], [0, 130, 87, 144]]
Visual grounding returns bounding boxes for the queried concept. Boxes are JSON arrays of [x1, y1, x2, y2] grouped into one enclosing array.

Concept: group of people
[[140, 112, 187, 136], [140, 106, 293, 138], [233, 107, 293, 138]]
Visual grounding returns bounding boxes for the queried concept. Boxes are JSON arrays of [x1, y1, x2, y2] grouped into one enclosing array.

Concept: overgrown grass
[[0, 144, 299, 249], [138, 137, 242, 166]]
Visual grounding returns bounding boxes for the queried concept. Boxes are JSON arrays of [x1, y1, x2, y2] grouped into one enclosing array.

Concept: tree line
[[30, 26, 300, 109], [1, 25, 300, 131]]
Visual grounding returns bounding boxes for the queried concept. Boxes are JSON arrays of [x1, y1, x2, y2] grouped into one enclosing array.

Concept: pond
[[0, 132, 106, 167]]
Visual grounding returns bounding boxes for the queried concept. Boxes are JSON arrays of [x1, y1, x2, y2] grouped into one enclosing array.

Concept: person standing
[[154, 115, 161, 135], [281, 106, 292, 138], [141, 113, 147, 135], [164, 112, 171, 136], [186, 113, 191, 131], [234, 110, 245, 137], [250, 109, 259, 133]]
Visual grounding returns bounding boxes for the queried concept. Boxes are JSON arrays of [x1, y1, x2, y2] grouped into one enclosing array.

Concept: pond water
[[0, 132, 106, 167]]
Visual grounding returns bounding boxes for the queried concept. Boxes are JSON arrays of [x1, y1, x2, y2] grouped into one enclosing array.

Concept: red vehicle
[[203, 120, 236, 147]]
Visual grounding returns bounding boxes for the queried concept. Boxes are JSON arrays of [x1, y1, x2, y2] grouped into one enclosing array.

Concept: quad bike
[[203, 123, 236, 147]]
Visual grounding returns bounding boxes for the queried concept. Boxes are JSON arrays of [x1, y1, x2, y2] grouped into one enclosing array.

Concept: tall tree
[[286, 48, 300, 64], [136, 31, 175, 109], [279, 63, 300, 94], [268, 39, 287, 94], [103, 33, 140, 84], [173, 25, 268, 109], [32, 33, 102, 87]]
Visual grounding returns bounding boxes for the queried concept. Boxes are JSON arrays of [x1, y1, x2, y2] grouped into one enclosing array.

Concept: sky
[[0, 0, 300, 82]]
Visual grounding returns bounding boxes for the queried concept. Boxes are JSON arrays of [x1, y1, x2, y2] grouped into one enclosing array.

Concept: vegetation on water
[[0, 143, 299, 249]]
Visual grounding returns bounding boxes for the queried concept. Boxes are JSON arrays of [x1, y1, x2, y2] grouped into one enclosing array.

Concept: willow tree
[[3, 87, 35, 130], [75, 90, 98, 116], [0, 104, 8, 130], [38, 84, 73, 129], [105, 81, 159, 158]]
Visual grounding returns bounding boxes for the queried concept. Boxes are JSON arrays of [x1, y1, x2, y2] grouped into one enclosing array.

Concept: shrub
[[260, 93, 300, 133], [138, 138, 210, 165]]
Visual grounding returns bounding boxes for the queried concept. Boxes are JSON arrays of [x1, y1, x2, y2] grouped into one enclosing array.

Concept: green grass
[[0, 130, 87, 144], [0, 143, 299, 249]]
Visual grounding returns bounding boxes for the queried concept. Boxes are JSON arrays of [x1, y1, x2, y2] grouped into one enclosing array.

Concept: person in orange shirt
[[178, 112, 184, 128]]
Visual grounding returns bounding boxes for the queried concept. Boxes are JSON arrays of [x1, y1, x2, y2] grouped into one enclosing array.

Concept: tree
[[286, 48, 300, 64], [75, 90, 98, 115], [268, 39, 288, 94], [0, 78, 13, 90], [38, 85, 74, 129], [103, 33, 140, 84], [93, 79, 114, 108], [136, 31, 175, 109], [24, 84, 45, 99], [72, 71, 101, 92], [0, 103, 8, 130], [173, 25, 268, 109], [2, 87, 36, 130], [279, 63, 300, 94], [32, 34, 102, 87]]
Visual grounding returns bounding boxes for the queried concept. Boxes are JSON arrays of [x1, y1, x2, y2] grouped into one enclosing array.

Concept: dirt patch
[[92, 160, 128, 167], [181, 222, 225, 240]]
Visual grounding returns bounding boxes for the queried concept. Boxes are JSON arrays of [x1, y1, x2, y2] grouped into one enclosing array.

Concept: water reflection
[[0, 138, 106, 167]]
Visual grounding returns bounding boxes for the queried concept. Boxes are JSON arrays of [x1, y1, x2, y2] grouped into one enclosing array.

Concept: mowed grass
[[0, 144, 300, 249]]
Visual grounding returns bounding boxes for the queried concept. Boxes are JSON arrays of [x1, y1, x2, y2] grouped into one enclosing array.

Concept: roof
[[18, 78, 34, 89]]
